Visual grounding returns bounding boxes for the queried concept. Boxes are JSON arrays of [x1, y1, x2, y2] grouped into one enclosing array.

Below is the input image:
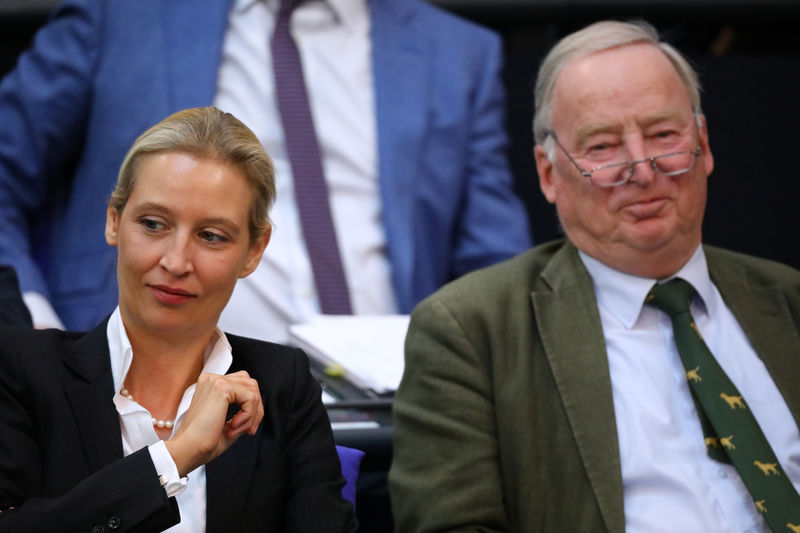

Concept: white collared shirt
[[580, 246, 800, 533], [107, 307, 233, 533], [215, 0, 397, 343]]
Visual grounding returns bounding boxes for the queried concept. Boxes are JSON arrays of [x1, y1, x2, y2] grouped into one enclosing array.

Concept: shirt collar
[[107, 307, 233, 395], [579, 245, 714, 329], [233, 0, 260, 13], [241, 0, 366, 34], [324, 0, 368, 33]]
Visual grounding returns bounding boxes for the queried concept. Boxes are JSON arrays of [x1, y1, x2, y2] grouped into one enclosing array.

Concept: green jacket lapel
[[706, 247, 800, 429], [532, 243, 625, 533]]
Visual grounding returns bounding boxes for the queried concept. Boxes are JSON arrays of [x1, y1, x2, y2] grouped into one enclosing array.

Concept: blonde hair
[[533, 20, 703, 148], [111, 107, 275, 243]]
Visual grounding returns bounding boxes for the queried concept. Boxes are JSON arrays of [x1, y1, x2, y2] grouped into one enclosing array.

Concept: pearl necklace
[[120, 388, 174, 430]]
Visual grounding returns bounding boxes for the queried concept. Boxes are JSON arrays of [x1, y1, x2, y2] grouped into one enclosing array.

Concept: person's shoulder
[[0, 325, 84, 374], [379, 0, 500, 43], [0, 325, 82, 350], [421, 240, 566, 309], [225, 334, 308, 377], [705, 245, 800, 288]]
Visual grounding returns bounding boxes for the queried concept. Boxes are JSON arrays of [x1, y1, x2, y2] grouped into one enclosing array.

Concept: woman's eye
[[199, 230, 228, 244], [140, 218, 164, 232]]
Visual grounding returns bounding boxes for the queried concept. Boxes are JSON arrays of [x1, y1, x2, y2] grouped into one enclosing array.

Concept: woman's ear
[[240, 224, 271, 278], [105, 206, 121, 246]]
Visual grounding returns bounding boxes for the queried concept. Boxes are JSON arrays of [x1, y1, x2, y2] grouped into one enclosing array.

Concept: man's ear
[[696, 115, 714, 177], [535, 145, 557, 204], [105, 206, 120, 247], [240, 224, 271, 278]]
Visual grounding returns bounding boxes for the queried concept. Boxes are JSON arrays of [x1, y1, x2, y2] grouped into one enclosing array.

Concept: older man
[[390, 20, 800, 533]]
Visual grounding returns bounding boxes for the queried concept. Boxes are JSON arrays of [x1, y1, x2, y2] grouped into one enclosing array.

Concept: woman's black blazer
[[0, 319, 355, 532]]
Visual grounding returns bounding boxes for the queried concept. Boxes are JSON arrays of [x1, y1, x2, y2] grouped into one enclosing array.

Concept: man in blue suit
[[0, 0, 530, 336]]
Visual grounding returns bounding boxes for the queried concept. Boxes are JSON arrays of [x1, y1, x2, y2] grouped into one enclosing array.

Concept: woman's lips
[[148, 284, 197, 305]]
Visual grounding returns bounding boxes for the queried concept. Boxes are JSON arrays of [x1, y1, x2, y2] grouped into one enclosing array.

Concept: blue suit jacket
[[0, 0, 531, 330]]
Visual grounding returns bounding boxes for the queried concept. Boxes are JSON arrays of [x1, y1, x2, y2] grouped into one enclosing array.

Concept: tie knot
[[278, 0, 301, 17], [646, 278, 695, 317]]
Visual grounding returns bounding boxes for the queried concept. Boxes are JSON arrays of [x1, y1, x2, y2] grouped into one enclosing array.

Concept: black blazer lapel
[[205, 352, 263, 532], [62, 319, 124, 473], [532, 243, 625, 533]]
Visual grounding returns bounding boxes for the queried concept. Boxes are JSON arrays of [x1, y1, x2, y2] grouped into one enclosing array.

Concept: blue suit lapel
[[370, 0, 429, 310], [161, 0, 233, 110]]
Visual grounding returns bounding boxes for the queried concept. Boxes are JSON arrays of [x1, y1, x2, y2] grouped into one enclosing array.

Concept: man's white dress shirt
[[580, 246, 800, 533], [108, 307, 234, 533], [215, 0, 397, 343]]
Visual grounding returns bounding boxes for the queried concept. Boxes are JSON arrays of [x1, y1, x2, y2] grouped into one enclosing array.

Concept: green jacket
[[390, 240, 800, 532]]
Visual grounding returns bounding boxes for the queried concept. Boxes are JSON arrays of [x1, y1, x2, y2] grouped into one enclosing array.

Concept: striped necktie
[[271, 0, 352, 314]]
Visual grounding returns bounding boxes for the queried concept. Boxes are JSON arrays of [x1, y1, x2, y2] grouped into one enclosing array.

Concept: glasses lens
[[590, 150, 698, 186], [591, 164, 633, 187], [652, 151, 696, 176]]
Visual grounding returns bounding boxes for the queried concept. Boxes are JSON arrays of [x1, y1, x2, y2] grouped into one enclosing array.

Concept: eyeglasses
[[549, 133, 702, 188]]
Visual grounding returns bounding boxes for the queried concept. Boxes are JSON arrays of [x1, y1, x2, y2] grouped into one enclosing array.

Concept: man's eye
[[200, 230, 228, 244], [589, 143, 611, 152], [654, 130, 677, 139]]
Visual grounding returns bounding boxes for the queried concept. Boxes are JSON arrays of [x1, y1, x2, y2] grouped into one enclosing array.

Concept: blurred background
[[2, 0, 798, 270]]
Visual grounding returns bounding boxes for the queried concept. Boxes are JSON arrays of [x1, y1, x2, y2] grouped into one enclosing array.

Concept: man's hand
[[165, 371, 263, 477]]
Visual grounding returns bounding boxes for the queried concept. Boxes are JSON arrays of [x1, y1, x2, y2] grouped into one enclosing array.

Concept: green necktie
[[646, 278, 800, 532]]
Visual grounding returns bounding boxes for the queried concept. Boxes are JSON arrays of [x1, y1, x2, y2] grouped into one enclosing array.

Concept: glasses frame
[[549, 132, 702, 188]]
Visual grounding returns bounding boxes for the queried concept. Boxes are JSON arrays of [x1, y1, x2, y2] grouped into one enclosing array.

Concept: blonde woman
[[0, 107, 354, 532]]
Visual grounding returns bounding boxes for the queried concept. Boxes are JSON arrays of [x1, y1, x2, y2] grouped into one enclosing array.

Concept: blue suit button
[[107, 516, 121, 529]]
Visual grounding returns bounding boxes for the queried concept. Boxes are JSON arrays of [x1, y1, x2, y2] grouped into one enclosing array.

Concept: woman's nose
[[159, 234, 193, 276]]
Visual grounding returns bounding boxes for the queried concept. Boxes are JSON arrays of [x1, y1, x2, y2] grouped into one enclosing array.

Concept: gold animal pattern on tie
[[720, 392, 746, 409], [647, 279, 800, 529], [689, 321, 703, 339], [754, 460, 781, 476]]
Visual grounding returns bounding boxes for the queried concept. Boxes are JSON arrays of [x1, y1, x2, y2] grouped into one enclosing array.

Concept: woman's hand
[[164, 371, 263, 477]]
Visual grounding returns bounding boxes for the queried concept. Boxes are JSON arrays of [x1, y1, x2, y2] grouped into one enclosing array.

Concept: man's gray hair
[[533, 20, 703, 151]]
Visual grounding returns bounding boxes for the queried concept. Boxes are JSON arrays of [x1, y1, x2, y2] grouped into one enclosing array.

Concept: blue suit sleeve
[[452, 31, 531, 277], [0, 0, 101, 297]]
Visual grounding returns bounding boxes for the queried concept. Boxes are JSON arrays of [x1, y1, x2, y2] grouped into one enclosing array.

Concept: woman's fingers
[[166, 371, 263, 476], [221, 370, 263, 435]]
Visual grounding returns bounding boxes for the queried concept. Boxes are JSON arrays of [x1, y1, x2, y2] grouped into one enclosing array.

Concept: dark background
[[1, 0, 799, 270]]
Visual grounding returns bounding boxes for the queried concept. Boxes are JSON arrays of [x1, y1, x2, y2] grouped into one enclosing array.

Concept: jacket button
[[107, 516, 121, 530], [92, 526, 105, 533]]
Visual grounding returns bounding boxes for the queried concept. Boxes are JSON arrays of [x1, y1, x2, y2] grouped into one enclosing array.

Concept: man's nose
[[623, 137, 657, 187]]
